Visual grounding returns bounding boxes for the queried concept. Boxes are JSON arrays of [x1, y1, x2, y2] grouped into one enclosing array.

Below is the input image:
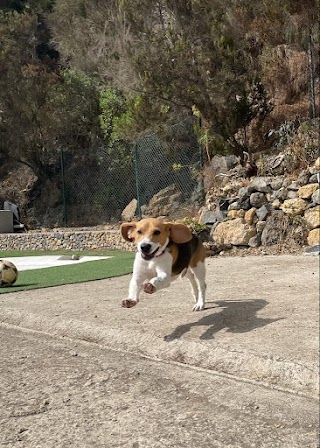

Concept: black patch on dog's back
[[170, 234, 199, 275]]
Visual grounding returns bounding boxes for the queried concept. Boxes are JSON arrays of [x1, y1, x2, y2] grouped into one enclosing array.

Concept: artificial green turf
[[0, 250, 134, 293]]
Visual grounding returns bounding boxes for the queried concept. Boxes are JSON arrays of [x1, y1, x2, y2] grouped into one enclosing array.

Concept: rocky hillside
[[199, 156, 319, 253]]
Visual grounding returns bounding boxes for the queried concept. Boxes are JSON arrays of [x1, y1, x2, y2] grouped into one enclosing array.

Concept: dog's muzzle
[[140, 243, 158, 260]]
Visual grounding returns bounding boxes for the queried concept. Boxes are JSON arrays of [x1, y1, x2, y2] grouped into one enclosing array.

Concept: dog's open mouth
[[141, 249, 159, 260]]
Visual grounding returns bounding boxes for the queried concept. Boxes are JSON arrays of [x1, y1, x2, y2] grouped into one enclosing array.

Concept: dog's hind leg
[[185, 269, 198, 304], [190, 261, 206, 311]]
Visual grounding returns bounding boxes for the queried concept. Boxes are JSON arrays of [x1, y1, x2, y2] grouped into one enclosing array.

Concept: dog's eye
[[137, 230, 143, 235], [153, 230, 161, 236]]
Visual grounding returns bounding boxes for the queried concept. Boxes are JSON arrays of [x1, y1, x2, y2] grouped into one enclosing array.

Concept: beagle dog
[[120, 218, 206, 311]]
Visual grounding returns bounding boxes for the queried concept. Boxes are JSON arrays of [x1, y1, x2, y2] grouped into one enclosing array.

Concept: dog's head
[[120, 218, 192, 260]]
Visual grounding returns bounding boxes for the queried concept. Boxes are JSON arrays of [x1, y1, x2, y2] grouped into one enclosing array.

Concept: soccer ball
[[0, 259, 18, 287]]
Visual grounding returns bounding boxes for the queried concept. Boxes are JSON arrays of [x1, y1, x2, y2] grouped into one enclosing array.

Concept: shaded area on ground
[[164, 299, 283, 341]]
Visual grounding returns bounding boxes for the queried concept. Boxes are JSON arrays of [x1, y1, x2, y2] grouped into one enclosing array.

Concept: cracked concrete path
[[0, 254, 319, 398], [0, 325, 318, 448]]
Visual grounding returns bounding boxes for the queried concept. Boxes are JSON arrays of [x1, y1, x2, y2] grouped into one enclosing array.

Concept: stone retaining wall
[[0, 230, 133, 252], [202, 156, 320, 249]]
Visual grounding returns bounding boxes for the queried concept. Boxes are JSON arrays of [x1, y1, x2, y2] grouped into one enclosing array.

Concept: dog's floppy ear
[[120, 222, 136, 242], [165, 222, 192, 244]]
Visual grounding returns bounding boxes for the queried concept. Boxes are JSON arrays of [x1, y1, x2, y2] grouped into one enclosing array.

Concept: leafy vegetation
[[0, 0, 318, 225]]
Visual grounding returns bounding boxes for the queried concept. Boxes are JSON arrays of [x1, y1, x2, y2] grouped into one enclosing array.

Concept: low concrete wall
[[0, 230, 133, 252]]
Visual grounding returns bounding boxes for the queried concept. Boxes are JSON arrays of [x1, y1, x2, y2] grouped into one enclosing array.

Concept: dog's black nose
[[141, 243, 152, 254]]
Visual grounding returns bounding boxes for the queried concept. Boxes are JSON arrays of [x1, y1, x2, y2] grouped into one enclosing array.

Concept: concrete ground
[[0, 325, 318, 448], [0, 254, 319, 447]]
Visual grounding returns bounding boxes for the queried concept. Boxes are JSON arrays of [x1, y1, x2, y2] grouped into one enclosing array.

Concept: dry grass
[[0, 164, 36, 219], [257, 118, 319, 176], [261, 45, 309, 105]]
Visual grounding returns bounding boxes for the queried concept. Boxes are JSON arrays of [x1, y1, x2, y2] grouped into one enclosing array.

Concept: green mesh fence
[[62, 119, 204, 226]]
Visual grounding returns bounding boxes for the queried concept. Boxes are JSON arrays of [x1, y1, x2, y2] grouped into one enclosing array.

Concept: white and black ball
[[0, 259, 18, 287]]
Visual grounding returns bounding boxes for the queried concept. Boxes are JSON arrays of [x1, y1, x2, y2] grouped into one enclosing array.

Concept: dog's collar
[[155, 237, 170, 257], [155, 248, 166, 257]]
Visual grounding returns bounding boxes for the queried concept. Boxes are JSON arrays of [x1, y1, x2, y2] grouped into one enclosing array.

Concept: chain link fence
[[61, 119, 204, 226]]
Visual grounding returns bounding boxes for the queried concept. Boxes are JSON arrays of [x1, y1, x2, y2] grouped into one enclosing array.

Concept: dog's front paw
[[122, 299, 138, 308], [143, 282, 156, 294]]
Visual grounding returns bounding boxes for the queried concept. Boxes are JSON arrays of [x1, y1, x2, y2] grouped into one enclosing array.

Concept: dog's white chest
[[133, 251, 173, 278]]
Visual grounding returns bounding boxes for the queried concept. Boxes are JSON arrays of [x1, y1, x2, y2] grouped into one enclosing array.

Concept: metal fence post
[[60, 146, 68, 226], [198, 141, 205, 202], [197, 114, 205, 202], [307, 32, 316, 119], [133, 144, 142, 219]]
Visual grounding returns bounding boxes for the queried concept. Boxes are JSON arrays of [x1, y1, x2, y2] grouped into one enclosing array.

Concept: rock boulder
[[121, 199, 138, 222], [307, 228, 320, 246], [298, 183, 319, 199], [212, 218, 256, 246], [304, 206, 320, 229], [281, 198, 307, 216]]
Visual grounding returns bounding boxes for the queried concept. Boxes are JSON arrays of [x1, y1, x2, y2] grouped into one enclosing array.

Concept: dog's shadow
[[164, 299, 282, 341]]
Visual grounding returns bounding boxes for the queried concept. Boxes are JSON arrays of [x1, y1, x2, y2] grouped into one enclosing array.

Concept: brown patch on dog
[[120, 222, 137, 242], [190, 240, 206, 267], [167, 244, 179, 266], [165, 222, 192, 244], [120, 218, 192, 246]]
